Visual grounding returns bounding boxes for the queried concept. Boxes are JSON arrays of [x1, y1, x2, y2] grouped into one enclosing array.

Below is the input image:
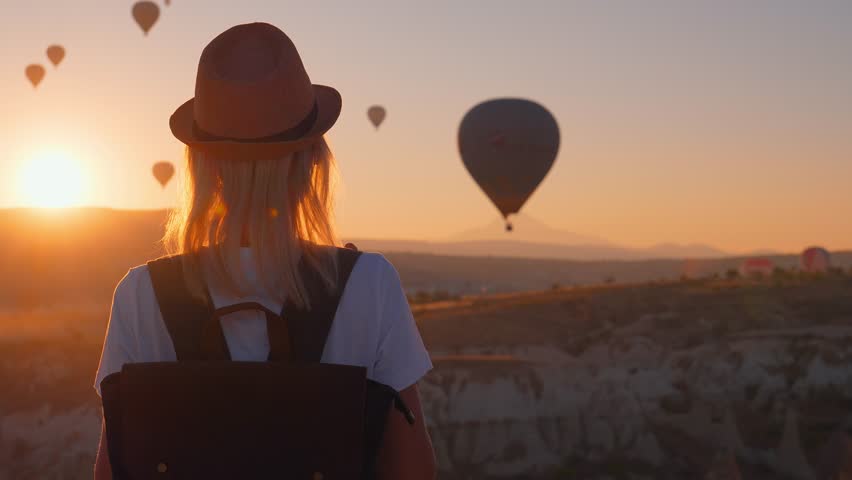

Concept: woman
[[93, 22, 436, 479]]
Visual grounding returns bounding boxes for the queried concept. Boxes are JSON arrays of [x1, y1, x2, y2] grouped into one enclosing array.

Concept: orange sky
[[1, 1, 850, 253]]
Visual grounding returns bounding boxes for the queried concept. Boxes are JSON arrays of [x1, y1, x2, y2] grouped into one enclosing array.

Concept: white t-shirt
[[94, 251, 432, 395]]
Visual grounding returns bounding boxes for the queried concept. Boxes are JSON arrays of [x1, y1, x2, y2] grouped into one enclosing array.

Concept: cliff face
[[0, 334, 103, 480], [421, 332, 852, 479], [2, 277, 852, 479], [413, 277, 852, 479]]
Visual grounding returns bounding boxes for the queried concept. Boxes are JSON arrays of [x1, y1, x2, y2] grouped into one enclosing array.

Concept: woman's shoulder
[[351, 250, 392, 273], [112, 263, 157, 306], [337, 251, 404, 313], [349, 251, 403, 288]]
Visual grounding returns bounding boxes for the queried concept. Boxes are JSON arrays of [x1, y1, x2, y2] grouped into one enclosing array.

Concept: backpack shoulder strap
[[283, 246, 362, 363], [148, 247, 361, 363], [146, 254, 214, 361]]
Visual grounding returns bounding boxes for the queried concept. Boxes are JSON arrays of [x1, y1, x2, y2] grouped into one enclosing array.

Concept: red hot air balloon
[[25, 64, 46, 88], [46, 45, 66, 67], [801, 246, 830, 273], [132, 1, 161, 36], [458, 98, 560, 232], [367, 106, 386, 129], [152, 162, 175, 188]]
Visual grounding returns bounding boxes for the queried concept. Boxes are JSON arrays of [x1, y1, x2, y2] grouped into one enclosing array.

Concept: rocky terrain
[[413, 275, 852, 479], [3, 274, 852, 479]]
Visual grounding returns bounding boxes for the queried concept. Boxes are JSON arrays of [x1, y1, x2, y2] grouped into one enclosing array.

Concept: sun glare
[[17, 150, 88, 208]]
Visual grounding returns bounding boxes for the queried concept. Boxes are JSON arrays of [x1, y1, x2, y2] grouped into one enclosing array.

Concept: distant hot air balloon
[[165, 0, 171, 5], [25, 64, 46, 88], [458, 98, 560, 232], [740, 258, 774, 277], [132, 1, 160, 36], [46, 45, 66, 67], [152, 162, 175, 188], [801, 246, 830, 273], [367, 106, 386, 129]]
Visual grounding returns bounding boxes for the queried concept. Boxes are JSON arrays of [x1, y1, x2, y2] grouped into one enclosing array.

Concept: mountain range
[[353, 214, 734, 261]]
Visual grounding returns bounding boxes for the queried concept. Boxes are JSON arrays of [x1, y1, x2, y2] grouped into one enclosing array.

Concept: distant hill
[[0, 208, 167, 307], [433, 213, 730, 260], [451, 214, 609, 245], [384, 251, 852, 296], [1, 207, 846, 305], [349, 238, 729, 261]]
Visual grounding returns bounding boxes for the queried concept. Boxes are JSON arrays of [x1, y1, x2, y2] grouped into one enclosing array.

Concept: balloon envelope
[[458, 98, 560, 225], [46, 45, 66, 67], [132, 1, 160, 35], [801, 246, 830, 273], [367, 106, 386, 129], [25, 64, 46, 88], [152, 162, 175, 188]]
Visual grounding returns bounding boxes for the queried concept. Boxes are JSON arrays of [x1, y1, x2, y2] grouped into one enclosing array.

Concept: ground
[[2, 273, 852, 479]]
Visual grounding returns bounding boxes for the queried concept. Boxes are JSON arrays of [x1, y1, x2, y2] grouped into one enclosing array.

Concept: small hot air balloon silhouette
[[132, 1, 161, 36], [46, 45, 66, 67], [367, 106, 386, 129], [25, 64, 46, 88], [458, 98, 560, 232], [164, 0, 171, 5], [152, 162, 175, 188]]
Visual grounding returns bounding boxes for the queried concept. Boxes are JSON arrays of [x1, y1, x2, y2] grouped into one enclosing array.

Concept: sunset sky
[[1, 1, 850, 253]]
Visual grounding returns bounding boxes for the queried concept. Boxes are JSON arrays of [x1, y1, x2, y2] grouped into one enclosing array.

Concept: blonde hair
[[164, 138, 339, 309]]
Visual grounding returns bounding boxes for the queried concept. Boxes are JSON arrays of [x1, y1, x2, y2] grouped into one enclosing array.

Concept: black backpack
[[100, 247, 414, 479]]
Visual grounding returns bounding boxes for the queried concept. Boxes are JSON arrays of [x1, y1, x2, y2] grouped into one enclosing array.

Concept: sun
[[17, 150, 88, 208]]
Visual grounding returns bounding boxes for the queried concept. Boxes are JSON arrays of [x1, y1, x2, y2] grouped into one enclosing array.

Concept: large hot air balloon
[[801, 246, 830, 273], [132, 1, 160, 36], [367, 106, 386, 129], [458, 98, 560, 231], [46, 45, 65, 67], [152, 162, 175, 188], [25, 64, 46, 88]]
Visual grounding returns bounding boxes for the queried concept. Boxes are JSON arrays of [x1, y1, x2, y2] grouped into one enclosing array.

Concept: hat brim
[[169, 84, 341, 158]]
